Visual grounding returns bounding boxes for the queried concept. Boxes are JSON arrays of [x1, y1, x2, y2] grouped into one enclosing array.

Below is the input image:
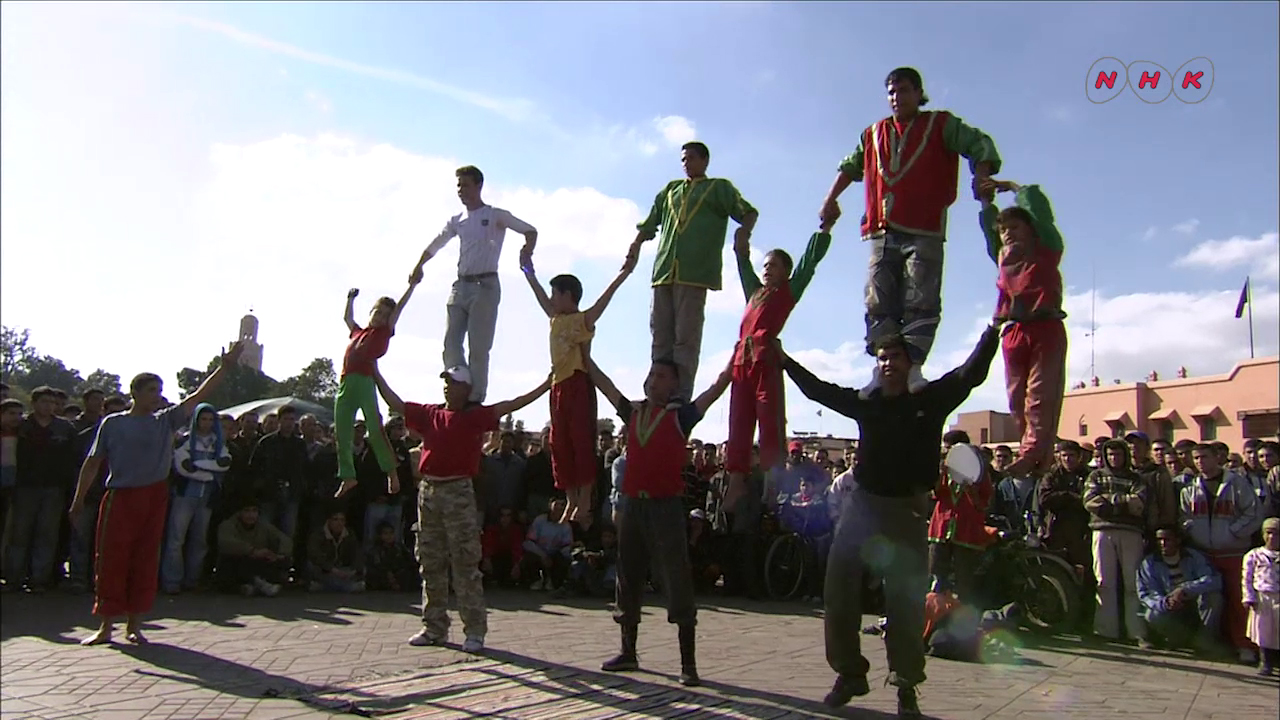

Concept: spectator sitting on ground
[[306, 508, 365, 593], [561, 524, 618, 598], [521, 497, 573, 591], [1136, 526, 1224, 654], [366, 521, 417, 592], [216, 499, 292, 597]]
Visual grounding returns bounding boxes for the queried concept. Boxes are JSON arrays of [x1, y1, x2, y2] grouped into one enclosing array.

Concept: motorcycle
[[972, 510, 1082, 634]]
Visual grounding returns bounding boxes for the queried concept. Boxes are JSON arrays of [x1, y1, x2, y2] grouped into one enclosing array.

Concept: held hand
[[733, 230, 749, 256], [348, 288, 359, 299], [409, 265, 424, 285], [733, 225, 752, 249], [819, 199, 841, 226]]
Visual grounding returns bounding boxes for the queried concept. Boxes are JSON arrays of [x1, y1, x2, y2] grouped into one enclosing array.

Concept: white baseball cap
[[441, 365, 473, 385]]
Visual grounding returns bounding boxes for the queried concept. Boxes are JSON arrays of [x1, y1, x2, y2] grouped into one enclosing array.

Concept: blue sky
[[2, 2, 1277, 443]]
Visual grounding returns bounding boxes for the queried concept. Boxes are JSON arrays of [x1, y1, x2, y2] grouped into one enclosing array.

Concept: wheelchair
[[762, 495, 832, 601]]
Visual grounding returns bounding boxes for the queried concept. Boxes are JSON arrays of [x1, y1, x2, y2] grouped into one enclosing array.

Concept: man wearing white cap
[[372, 363, 550, 653]]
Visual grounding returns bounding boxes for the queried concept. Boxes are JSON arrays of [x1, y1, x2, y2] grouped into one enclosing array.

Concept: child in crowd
[[978, 179, 1067, 478], [721, 223, 832, 512], [1244, 517, 1280, 676], [522, 246, 639, 529], [335, 258, 425, 499], [366, 521, 418, 592]]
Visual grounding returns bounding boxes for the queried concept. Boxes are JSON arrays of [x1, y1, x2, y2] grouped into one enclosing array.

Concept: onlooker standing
[[250, 405, 308, 548], [1083, 439, 1149, 642], [6, 386, 78, 593], [481, 431, 526, 525], [162, 404, 230, 594]]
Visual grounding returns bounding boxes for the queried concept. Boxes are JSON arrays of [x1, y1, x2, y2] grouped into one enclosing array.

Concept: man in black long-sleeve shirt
[[779, 322, 1002, 716], [249, 405, 308, 548]]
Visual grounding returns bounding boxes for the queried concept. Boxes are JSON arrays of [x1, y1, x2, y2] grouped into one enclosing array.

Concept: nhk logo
[[1086, 57, 1214, 104]]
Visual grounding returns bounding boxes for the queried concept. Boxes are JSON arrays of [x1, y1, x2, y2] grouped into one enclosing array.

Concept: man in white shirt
[[422, 166, 538, 403]]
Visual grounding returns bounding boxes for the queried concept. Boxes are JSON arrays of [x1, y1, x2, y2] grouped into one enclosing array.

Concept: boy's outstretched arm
[[582, 349, 626, 415], [389, 261, 426, 330], [344, 289, 359, 332], [522, 264, 554, 318], [583, 247, 639, 328], [489, 375, 553, 417], [789, 229, 834, 301], [733, 232, 762, 301], [693, 357, 734, 416], [371, 365, 406, 415]]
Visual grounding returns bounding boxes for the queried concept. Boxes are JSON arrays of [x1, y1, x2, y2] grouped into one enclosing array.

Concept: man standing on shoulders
[[776, 320, 1003, 719], [69, 341, 244, 646], [818, 67, 1000, 395], [421, 165, 538, 404], [635, 142, 758, 401], [373, 364, 550, 654]]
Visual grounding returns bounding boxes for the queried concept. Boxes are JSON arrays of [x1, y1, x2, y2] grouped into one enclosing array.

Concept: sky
[[2, 2, 1278, 444]]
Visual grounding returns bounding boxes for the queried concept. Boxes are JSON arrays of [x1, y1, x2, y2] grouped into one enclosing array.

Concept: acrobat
[[978, 179, 1068, 477], [635, 141, 758, 400], [421, 165, 539, 403], [334, 259, 424, 498], [817, 67, 1001, 396], [721, 220, 834, 511], [522, 243, 641, 530]]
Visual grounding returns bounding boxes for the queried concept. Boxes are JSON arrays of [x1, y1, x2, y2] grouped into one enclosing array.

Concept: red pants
[[550, 371, 597, 491], [725, 360, 786, 473], [1209, 554, 1250, 649], [1002, 320, 1067, 471], [93, 480, 169, 617]]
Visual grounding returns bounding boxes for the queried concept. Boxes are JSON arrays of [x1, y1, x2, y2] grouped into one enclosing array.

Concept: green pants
[[334, 373, 396, 480]]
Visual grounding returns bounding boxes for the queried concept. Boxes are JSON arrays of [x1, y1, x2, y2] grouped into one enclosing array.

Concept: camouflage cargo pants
[[863, 231, 945, 364], [416, 478, 487, 639]]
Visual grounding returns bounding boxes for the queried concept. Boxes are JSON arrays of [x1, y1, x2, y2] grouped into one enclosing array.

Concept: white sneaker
[[462, 636, 485, 654], [408, 628, 446, 647], [253, 576, 281, 597], [907, 365, 928, 393], [858, 366, 883, 400]]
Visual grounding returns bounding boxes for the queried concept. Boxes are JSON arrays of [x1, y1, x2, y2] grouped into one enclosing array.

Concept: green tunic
[[978, 185, 1064, 263], [838, 113, 1002, 181], [736, 232, 832, 301], [638, 177, 757, 290]]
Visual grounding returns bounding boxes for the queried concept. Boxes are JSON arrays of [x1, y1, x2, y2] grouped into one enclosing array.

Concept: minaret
[[237, 309, 264, 372]]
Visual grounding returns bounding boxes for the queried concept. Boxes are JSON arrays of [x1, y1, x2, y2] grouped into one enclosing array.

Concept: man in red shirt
[[584, 350, 732, 687], [372, 365, 549, 654]]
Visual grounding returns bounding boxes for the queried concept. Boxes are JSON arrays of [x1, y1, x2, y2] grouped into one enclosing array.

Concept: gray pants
[[614, 496, 696, 628], [825, 486, 930, 686], [650, 284, 708, 401], [863, 232, 944, 364], [444, 275, 501, 403]]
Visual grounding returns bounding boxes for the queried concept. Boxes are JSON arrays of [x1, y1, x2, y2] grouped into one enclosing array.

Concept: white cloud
[[304, 90, 332, 114], [652, 115, 697, 147], [1171, 218, 1200, 235], [1172, 231, 1280, 281], [1141, 226, 1158, 242]]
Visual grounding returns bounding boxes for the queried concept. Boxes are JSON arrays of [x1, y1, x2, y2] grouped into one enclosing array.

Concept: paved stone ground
[[1, 588, 1276, 719]]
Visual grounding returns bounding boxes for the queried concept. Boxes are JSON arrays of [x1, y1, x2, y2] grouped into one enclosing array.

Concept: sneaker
[[897, 685, 922, 718], [822, 674, 870, 707], [239, 584, 257, 597], [253, 577, 281, 598], [408, 628, 446, 647], [462, 636, 485, 654], [906, 365, 928, 393], [1239, 647, 1259, 665], [858, 367, 882, 400]]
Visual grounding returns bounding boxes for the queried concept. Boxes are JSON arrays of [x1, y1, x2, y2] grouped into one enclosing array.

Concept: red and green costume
[[980, 184, 1068, 473], [724, 232, 830, 474]]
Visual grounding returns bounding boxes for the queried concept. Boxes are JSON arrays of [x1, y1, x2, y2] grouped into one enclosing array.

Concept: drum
[[945, 443, 987, 486]]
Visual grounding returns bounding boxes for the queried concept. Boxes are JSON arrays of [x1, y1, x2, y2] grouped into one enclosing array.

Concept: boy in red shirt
[[335, 258, 426, 498], [722, 220, 833, 511], [372, 364, 549, 654], [522, 244, 639, 529], [585, 347, 733, 687], [978, 180, 1067, 477]]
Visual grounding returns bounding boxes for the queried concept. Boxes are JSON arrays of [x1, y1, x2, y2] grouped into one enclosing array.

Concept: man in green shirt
[[634, 141, 759, 400]]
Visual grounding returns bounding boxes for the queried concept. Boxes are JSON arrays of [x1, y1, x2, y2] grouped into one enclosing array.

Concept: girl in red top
[[721, 221, 833, 511], [335, 258, 425, 498]]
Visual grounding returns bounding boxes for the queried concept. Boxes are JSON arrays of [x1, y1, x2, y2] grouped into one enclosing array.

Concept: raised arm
[[583, 250, 639, 327], [371, 365, 406, 415], [343, 288, 359, 332], [389, 262, 426, 330], [734, 237, 762, 301], [179, 342, 246, 417], [789, 231, 833, 301], [930, 323, 1002, 413], [522, 266, 554, 318], [777, 343, 865, 421], [489, 375, 553, 418], [692, 358, 734, 417]]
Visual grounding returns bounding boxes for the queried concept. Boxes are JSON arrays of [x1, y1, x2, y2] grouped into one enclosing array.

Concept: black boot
[[601, 624, 639, 672], [677, 625, 700, 686]]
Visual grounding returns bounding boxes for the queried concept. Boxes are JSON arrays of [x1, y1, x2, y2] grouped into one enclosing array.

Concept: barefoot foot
[[125, 629, 149, 645], [80, 627, 113, 646]]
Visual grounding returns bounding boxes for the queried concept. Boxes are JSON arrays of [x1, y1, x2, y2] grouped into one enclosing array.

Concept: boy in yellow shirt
[[523, 244, 640, 529]]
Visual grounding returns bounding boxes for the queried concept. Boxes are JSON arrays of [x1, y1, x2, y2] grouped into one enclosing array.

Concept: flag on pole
[[1234, 277, 1250, 319], [816, 409, 823, 417]]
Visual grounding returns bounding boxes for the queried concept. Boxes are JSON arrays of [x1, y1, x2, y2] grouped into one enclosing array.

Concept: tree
[[175, 352, 279, 409], [22, 354, 84, 393], [78, 369, 122, 397], [278, 357, 338, 406], [1, 326, 34, 380], [176, 367, 208, 399]]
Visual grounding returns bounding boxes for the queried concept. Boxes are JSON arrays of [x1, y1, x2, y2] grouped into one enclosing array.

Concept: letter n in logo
[[1086, 57, 1127, 104]]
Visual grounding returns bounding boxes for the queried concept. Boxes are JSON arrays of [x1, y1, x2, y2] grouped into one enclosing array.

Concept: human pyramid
[[321, 66, 1069, 716]]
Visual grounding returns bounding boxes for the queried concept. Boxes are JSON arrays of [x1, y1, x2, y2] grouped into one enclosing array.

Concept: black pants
[[519, 551, 569, 588], [825, 487, 929, 686], [614, 496, 696, 628], [216, 556, 289, 590]]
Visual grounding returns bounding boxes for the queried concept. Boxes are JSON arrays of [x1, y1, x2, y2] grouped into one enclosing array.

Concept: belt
[[458, 272, 497, 283], [994, 308, 1067, 323]]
